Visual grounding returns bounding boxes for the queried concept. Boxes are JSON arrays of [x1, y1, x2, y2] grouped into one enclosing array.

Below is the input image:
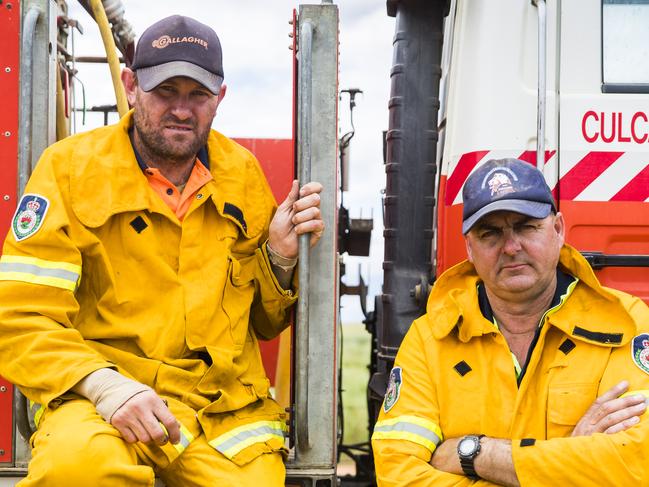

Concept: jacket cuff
[[257, 241, 298, 305]]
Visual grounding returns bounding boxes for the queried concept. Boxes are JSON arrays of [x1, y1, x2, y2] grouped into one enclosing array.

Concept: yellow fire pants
[[18, 399, 285, 487]]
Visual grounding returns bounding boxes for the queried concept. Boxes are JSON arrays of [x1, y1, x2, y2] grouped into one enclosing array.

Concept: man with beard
[[0, 15, 324, 486], [372, 159, 649, 486]]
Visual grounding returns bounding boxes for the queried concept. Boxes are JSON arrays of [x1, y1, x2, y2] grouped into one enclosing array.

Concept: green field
[[340, 323, 372, 446]]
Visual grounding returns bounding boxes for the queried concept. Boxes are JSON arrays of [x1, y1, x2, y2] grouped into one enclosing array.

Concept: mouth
[[500, 263, 528, 272], [165, 125, 194, 133]]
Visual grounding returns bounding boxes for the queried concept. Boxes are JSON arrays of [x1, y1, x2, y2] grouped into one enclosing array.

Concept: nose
[[169, 97, 193, 121], [502, 229, 522, 255]]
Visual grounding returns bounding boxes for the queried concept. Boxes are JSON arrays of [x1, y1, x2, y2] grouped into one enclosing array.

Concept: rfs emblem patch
[[488, 173, 515, 197], [384, 367, 402, 413], [12, 194, 49, 242], [631, 334, 649, 375]]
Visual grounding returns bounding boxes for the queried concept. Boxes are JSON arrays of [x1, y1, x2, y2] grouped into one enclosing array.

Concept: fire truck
[[1, 0, 648, 485]]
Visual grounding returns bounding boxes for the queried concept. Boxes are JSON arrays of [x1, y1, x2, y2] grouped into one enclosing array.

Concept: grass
[[340, 323, 372, 446]]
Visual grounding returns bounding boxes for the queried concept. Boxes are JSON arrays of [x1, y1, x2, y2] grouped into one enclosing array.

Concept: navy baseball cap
[[131, 15, 223, 94], [461, 158, 557, 234]]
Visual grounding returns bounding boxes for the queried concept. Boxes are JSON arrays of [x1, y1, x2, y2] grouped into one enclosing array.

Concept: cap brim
[[462, 200, 553, 234], [136, 61, 223, 95]]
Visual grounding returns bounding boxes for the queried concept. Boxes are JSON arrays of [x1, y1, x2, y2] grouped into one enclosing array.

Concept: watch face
[[458, 437, 478, 456]]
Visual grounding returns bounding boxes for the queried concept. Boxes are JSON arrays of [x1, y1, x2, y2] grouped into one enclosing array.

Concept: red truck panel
[[233, 138, 294, 386], [0, 0, 21, 465]]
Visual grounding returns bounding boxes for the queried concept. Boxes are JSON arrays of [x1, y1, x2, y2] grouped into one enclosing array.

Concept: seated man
[[372, 158, 649, 486], [0, 15, 324, 487]]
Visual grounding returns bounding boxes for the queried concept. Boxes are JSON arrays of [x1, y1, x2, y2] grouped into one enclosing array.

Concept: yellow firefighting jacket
[[372, 244, 649, 486], [0, 112, 296, 466]]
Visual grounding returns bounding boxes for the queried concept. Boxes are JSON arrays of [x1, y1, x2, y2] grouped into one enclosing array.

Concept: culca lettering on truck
[[582, 111, 649, 144]]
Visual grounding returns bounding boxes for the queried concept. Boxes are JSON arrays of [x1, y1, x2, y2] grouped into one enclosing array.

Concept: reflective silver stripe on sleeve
[[374, 421, 442, 446], [0, 261, 80, 283]]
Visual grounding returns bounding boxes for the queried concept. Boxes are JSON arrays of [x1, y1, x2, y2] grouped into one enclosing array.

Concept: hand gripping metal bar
[[296, 19, 314, 453]]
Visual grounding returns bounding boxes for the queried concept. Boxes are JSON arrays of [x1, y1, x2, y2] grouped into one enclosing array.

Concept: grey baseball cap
[[461, 158, 557, 234], [131, 15, 224, 94]]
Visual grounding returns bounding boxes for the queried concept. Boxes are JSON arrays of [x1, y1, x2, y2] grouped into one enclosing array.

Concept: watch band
[[458, 434, 485, 479], [460, 455, 479, 479]]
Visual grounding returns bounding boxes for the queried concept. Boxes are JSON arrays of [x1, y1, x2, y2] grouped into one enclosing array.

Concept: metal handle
[[533, 0, 547, 171], [296, 19, 314, 452], [18, 6, 41, 197]]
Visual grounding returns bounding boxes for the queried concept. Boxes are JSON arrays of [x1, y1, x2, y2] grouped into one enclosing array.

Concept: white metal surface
[[441, 0, 559, 184]]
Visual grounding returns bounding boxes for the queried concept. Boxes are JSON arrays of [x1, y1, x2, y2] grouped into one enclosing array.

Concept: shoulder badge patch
[[632, 334, 649, 375], [12, 194, 49, 242], [383, 366, 403, 413]]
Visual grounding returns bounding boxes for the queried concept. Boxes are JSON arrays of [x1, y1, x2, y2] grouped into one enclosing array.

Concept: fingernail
[[630, 416, 640, 424], [633, 394, 646, 402]]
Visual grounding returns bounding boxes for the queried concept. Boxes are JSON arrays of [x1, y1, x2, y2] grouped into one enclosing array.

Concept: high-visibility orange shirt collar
[[143, 161, 213, 220]]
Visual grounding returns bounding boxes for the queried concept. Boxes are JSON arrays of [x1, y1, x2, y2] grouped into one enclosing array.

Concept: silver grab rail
[[296, 19, 314, 452], [18, 6, 42, 197], [15, 6, 42, 444], [533, 0, 547, 171]]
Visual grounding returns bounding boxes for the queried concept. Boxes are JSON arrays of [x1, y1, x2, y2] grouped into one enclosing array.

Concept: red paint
[[233, 138, 294, 203], [444, 150, 490, 205], [611, 163, 649, 202], [558, 151, 623, 200], [561, 200, 649, 304], [0, 0, 20, 465], [582, 111, 599, 143], [517, 149, 556, 166], [0, 380, 12, 464], [581, 111, 649, 144], [0, 0, 20, 244], [233, 137, 294, 386], [631, 112, 649, 144]]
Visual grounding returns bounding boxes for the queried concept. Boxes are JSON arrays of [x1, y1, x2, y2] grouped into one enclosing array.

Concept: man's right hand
[[572, 380, 648, 436], [72, 368, 181, 445], [110, 389, 181, 445]]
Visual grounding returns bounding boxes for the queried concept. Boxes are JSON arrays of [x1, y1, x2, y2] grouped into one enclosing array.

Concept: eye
[[478, 229, 500, 240], [516, 223, 537, 233], [156, 85, 176, 96], [192, 90, 211, 99]]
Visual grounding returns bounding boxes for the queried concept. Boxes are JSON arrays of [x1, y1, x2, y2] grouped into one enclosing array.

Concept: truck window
[[602, 0, 649, 92]]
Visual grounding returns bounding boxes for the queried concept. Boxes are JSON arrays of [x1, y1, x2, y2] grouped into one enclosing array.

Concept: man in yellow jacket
[[372, 158, 649, 486], [0, 15, 324, 487]]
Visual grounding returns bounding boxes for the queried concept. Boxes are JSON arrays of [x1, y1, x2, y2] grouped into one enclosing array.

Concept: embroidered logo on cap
[[632, 334, 649, 375], [152, 34, 208, 50], [12, 194, 50, 242], [488, 172, 515, 197], [384, 367, 403, 412]]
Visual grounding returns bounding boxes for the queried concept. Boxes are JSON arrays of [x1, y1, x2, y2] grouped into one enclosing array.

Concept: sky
[[65, 1, 395, 323]]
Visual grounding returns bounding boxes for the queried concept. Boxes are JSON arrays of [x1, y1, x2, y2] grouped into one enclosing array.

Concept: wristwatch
[[457, 434, 485, 479]]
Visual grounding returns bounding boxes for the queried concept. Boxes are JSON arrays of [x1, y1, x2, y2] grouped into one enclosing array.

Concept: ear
[[121, 68, 138, 107], [215, 83, 227, 108], [554, 211, 566, 246], [464, 235, 474, 263]]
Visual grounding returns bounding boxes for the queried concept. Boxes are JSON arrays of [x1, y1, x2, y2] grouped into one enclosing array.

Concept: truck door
[[558, 0, 649, 303]]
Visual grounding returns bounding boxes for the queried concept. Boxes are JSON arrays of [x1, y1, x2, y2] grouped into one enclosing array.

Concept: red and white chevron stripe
[[444, 150, 649, 205]]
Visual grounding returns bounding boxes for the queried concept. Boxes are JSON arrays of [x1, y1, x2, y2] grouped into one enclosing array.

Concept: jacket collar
[[70, 111, 259, 237], [427, 244, 637, 347]]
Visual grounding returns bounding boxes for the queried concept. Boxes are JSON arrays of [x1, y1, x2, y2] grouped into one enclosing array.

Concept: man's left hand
[[268, 180, 324, 259]]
